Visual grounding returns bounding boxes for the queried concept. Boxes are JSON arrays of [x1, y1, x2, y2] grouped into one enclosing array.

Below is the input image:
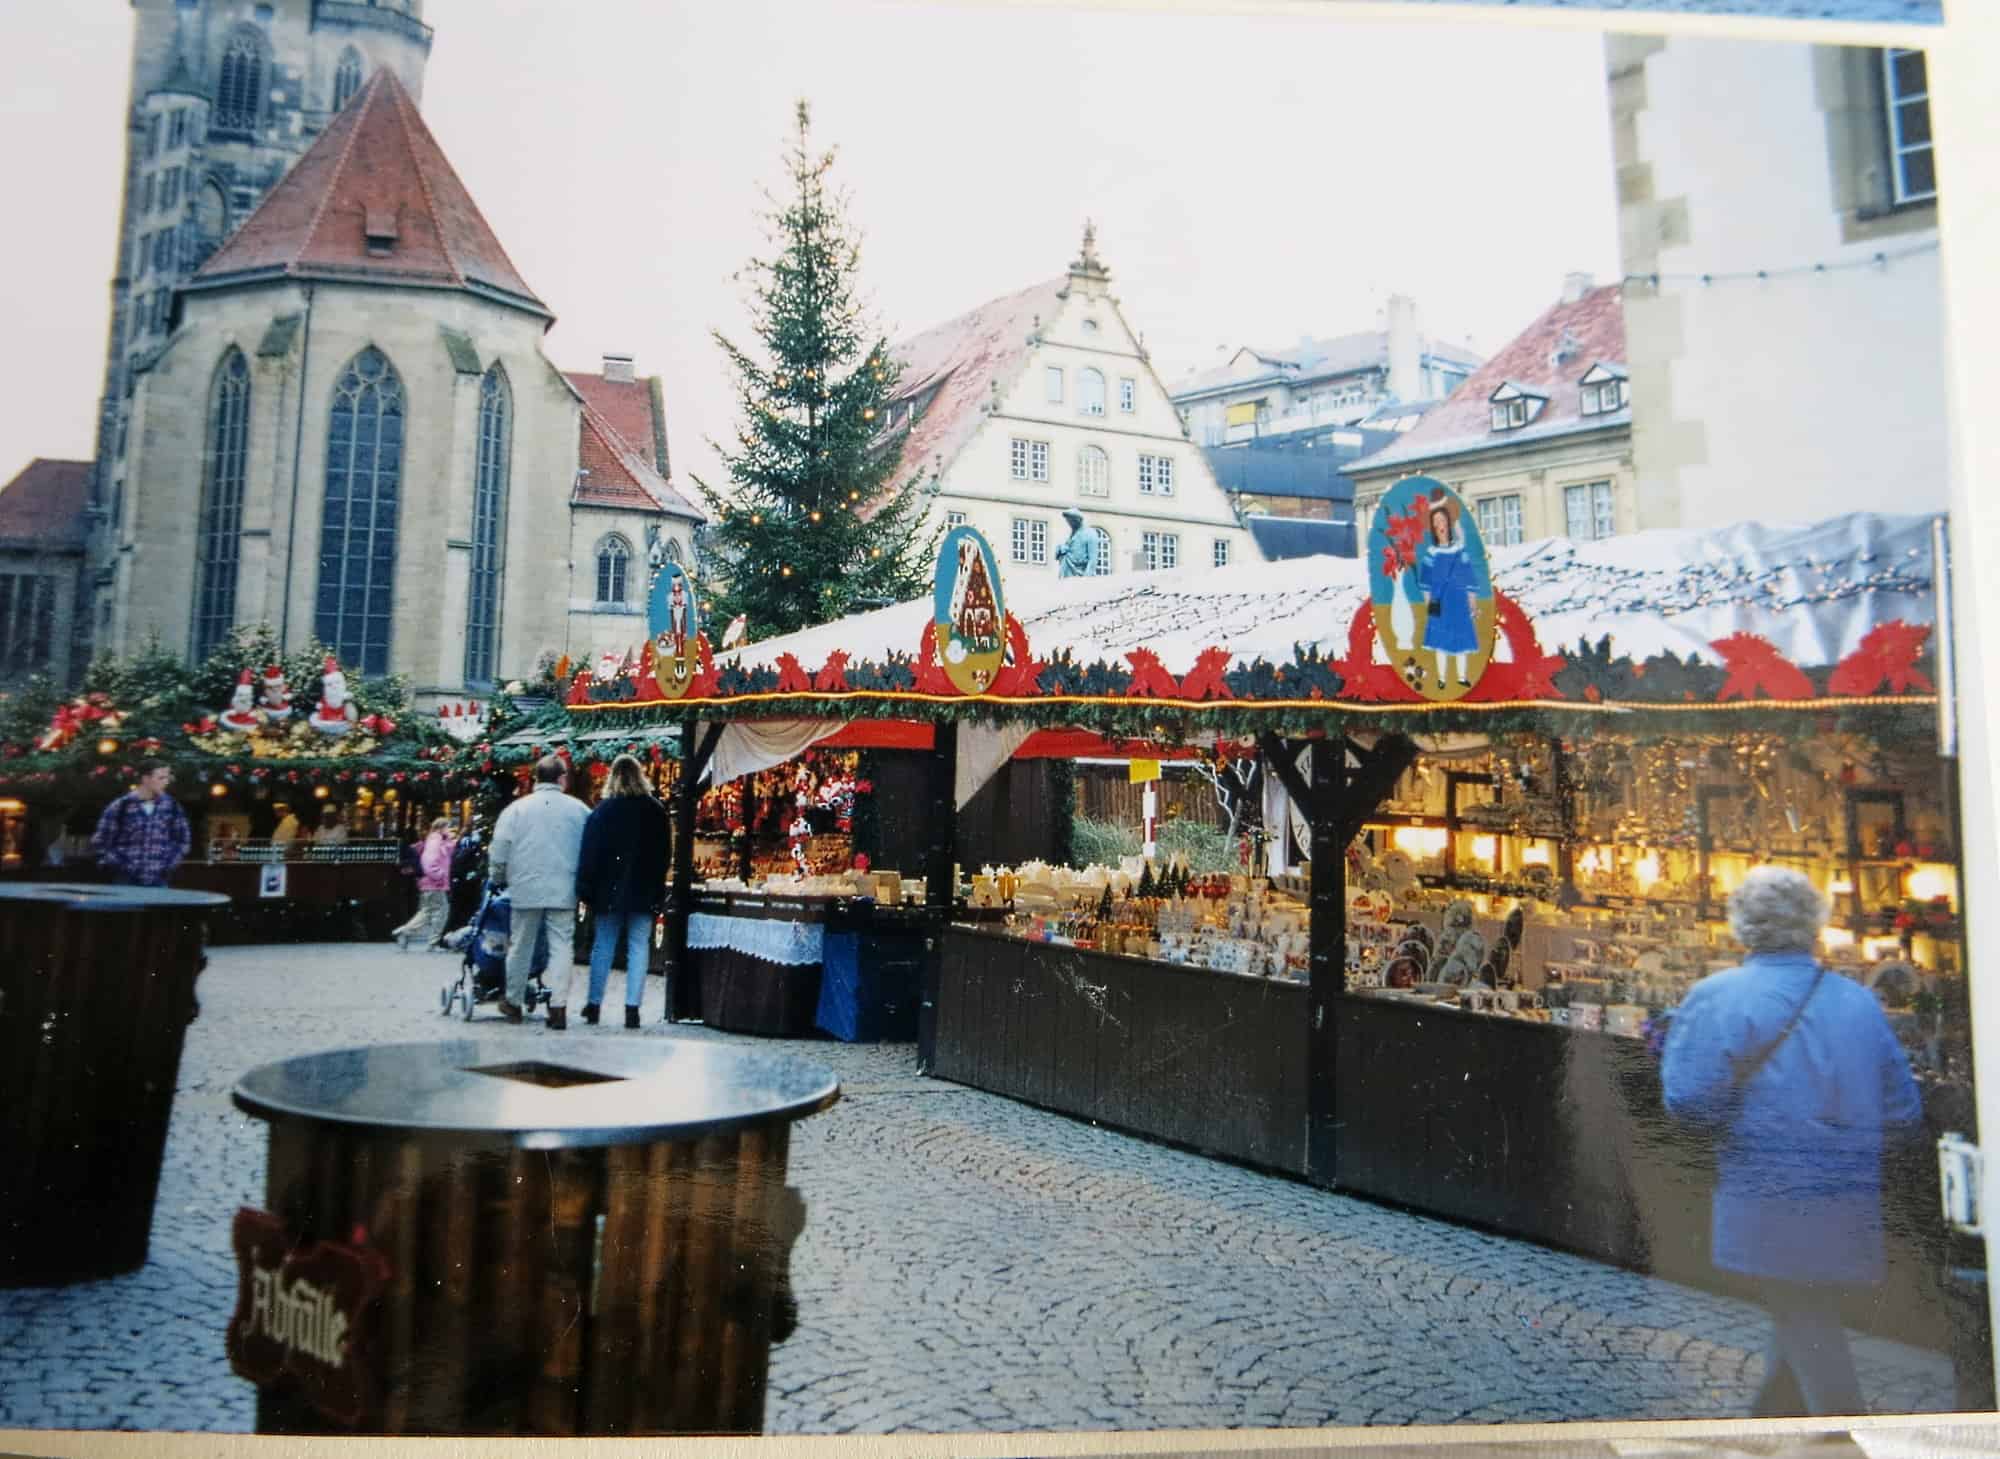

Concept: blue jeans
[[588, 910, 653, 1010]]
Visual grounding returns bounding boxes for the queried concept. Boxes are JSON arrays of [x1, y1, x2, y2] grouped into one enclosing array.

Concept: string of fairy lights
[[1495, 539, 1934, 623], [1621, 239, 1940, 291]]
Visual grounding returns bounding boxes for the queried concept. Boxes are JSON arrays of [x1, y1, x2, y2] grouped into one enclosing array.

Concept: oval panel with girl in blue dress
[[1365, 475, 1496, 702]]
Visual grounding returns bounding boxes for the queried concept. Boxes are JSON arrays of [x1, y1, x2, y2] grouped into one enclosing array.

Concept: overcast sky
[[0, 1, 1624, 492]]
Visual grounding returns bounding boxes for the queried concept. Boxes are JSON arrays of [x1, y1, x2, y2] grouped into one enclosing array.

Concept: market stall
[[560, 498, 1970, 1347], [0, 632, 477, 940]]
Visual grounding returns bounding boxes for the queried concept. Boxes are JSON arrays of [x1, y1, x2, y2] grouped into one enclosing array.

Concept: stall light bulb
[[1521, 843, 1552, 867], [1829, 877, 1855, 895], [1906, 864, 1956, 904], [1821, 926, 1856, 953], [1634, 852, 1662, 889], [1469, 835, 1497, 865]]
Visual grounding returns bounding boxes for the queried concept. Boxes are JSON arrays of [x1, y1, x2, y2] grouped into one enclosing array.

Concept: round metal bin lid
[[233, 1038, 841, 1150], [0, 881, 230, 911]]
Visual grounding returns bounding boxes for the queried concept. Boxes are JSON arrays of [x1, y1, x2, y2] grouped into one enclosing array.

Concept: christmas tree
[[692, 101, 939, 640]]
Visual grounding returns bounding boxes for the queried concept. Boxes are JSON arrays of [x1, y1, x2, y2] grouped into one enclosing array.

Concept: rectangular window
[[945, 510, 967, 527], [0, 574, 57, 675], [1045, 366, 1064, 403], [1142, 531, 1179, 572], [145, 114, 161, 161], [164, 168, 181, 211], [1212, 539, 1230, 569], [1137, 454, 1175, 496], [1011, 516, 1047, 565], [1582, 379, 1629, 415], [1564, 481, 1615, 542], [1009, 437, 1050, 482], [1119, 377, 1136, 413], [142, 173, 156, 214], [154, 231, 173, 274], [1884, 48, 1936, 205], [1475, 493, 1524, 547]]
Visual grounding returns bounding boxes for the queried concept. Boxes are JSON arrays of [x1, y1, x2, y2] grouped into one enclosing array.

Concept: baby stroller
[[440, 882, 553, 1021]]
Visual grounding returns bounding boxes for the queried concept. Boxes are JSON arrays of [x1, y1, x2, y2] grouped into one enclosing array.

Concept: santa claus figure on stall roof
[[218, 669, 261, 734], [258, 664, 292, 722], [309, 656, 360, 736]]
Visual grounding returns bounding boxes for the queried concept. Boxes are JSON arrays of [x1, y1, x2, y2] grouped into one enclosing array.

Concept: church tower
[[88, 0, 433, 650]]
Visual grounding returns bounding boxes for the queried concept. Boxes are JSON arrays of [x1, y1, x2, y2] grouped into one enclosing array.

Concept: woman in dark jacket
[[576, 753, 671, 1027]]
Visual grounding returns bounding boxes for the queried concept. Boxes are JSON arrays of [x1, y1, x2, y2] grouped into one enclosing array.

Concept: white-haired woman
[[1662, 865, 1921, 1417]]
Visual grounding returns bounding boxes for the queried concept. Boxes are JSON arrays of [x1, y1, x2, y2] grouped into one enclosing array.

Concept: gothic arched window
[[191, 348, 251, 661], [316, 347, 404, 675], [596, 535, 631, 606], [214, 28, 267, 138], [664, 537, 685, 567], [464, 365, 510, 687], [1088, 526, 1114, 576], [333, 48, 365, 112]]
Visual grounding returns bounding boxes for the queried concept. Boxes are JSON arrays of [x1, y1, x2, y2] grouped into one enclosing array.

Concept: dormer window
[[1579, 362, 1629, 416], [1488, 382, 1546, 432], [363, 207, 398, 257]]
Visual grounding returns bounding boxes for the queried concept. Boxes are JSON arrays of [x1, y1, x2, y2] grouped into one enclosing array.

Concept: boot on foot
[[581, 1003, 600, 1025], [625, 1005, 642, 1029], [547, 1005, 567, 1031]]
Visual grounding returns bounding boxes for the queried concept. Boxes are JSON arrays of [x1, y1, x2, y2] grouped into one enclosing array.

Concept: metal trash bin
[[230, 1038, 838, 1435], [0, 881, 228, 1286]]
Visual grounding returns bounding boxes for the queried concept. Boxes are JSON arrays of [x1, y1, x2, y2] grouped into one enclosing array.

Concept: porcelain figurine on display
[[218, 669, 261, 734], [308, 656, 359, 736], [257, 665, 292, 722]]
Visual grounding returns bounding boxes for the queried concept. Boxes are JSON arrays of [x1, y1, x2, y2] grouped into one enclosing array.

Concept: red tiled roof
[[574, 404, 703, 522], [865, 276, 1071, 516], [565, 371, 667, 476], [0, 458, 91, 549], [1353, 284, 1628, 475], [191, 70, 546, 315]]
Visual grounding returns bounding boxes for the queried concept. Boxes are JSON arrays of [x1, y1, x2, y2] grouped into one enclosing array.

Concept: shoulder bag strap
[[1724, 966, 1827, 1119]]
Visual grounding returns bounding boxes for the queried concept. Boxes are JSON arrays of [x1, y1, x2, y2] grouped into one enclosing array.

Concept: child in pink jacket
[[393, 818, 457, 950]]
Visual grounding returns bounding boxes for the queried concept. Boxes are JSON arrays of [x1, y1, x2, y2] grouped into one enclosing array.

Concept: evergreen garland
[[690, 101, 940, 642]]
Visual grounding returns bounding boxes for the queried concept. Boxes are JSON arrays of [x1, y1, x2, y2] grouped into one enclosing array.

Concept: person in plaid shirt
[[91, 761, 191, 887]]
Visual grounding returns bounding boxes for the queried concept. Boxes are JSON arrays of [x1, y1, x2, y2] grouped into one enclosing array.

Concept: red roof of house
[[866, 276, 1071, 515], [0, 458, 91, 549], [565, 371, 667, 477], [574, 405, 703, 522], [1353, 283, 1628, 475], [191, 70, 546, 316]]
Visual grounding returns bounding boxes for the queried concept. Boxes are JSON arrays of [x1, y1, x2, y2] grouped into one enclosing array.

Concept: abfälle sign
[[226, 1206, 389, 1427]]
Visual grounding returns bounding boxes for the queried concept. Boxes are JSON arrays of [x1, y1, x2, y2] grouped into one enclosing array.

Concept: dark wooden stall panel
[[869, 754, 1065, 875], [933, 927, 1308, 1174], [1332, 994, 1950, 1351]]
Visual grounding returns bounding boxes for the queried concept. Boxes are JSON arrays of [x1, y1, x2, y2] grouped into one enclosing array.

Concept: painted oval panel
[[932, 526, 1006, 695], [1365, 476, 1496, 702], [646, 559, 700, 699]]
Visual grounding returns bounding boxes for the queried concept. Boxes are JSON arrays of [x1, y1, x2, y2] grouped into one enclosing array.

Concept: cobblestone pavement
[[0, 942, 1957, 1436], [1372, 0, 1940, 20]]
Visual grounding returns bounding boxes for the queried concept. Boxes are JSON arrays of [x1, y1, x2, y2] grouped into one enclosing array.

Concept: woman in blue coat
[[576, 754, 672, 1028], [1418, 502, 1481, 689], [1661, 866, 1922, 1416]]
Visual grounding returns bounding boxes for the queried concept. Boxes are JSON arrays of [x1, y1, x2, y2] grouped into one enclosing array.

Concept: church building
[[110, 67, 702, 700]]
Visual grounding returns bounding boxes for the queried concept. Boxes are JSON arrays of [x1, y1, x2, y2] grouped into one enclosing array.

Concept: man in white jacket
[[487, 754, 590, 1027]]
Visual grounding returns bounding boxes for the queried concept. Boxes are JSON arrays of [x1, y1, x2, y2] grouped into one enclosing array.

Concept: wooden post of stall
[[917, 721, 959, 1073], [1306, 734, 1346, 1185], [664, 718, 717, 1024], [1550, 735, 1580, 905]]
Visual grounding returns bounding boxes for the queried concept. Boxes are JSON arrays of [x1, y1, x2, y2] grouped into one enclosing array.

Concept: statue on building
[[1055, 509, 1097, 579], [308, 656, 359, 736]]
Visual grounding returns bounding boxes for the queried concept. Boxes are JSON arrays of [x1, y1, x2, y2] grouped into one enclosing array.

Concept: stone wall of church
[[121, 279, 581, 698]]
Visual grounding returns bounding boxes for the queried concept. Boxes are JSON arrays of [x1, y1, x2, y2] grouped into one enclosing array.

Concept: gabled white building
[[877, 229, 1259, 578]]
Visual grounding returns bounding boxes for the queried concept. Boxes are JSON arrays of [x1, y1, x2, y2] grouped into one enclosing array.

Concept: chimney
[[1560, 272, 1594, 305], [602, 353, 636, 384], [1385, 294, 1420, 405]]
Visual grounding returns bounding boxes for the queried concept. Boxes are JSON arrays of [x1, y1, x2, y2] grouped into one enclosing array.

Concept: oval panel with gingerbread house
[[932, 526, 1006, 695]]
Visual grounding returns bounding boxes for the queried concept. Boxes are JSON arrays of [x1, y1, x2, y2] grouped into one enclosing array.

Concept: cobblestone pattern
[[0, 942, 1957, 1435], [1375, 0, 1940, 19]]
